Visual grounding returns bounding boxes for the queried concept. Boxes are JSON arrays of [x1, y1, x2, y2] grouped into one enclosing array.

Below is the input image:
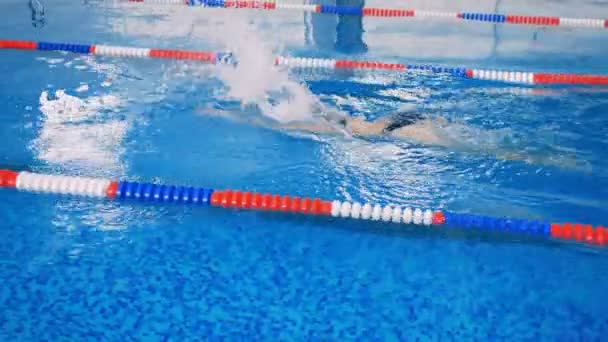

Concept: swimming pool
[[1, 0, 607, 339]]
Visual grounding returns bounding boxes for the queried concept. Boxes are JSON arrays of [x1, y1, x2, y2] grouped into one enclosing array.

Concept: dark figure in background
[[29, 0, 45, 28], [335, 0, 367, 53], [305, 0, 368, 53]]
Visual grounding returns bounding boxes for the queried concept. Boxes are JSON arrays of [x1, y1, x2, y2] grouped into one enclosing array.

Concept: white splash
[[212, 18, 323, 123], [39, 89, 121, 123], [34, 90, 127, 169], [104, 4, 331, 123], [75, 84, 89, 93]]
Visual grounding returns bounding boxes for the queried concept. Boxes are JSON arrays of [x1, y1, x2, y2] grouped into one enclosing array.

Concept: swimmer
[[281, 110, 450, 147], [200, 105, 447, 145], [198, 106, 581, 168]]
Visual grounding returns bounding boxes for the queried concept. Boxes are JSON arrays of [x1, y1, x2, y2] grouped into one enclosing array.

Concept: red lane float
[[149, 49, 216, 61], [0, 40, 37, 50], [551, 223, 606, 246], [505, 15, 559, 26], [209, 190, 332, 215]]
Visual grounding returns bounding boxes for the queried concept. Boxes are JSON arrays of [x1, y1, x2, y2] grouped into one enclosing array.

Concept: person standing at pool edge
[[305, 0, 368, 53], [335, 0, 368, 53]]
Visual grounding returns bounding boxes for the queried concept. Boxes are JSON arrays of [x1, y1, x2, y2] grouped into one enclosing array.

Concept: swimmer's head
[[321, 111, 352, 138], [323, 110, 346, 124]]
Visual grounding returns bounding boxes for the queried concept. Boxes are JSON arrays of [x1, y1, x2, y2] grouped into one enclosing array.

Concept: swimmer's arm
[[285, 117, 389, 136], [197, 108, 280, 131], [197, 108, 340, 134], [278, 121, 341, 134]]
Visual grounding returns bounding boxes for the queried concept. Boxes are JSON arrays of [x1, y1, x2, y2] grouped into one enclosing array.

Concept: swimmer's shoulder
[[387, 117, 451, 146]]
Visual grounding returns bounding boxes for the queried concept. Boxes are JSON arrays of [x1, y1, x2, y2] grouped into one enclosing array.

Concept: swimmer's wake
[[197, 104, 584, 170]]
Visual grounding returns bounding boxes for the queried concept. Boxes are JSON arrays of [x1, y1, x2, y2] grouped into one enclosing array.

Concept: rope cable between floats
[[2, 39, 608, 86], [1, 169, 606, 247], [114, 0, 608, 30]]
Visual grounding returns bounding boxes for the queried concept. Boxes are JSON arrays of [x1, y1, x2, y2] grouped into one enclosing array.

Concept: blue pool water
[[1, 0, 608, 340]]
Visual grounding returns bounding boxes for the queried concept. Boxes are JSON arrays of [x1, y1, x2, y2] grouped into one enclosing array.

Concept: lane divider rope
[[3, 39, 608, 86], [1, 169, 606, 247], [118, 0, 608, 30]]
